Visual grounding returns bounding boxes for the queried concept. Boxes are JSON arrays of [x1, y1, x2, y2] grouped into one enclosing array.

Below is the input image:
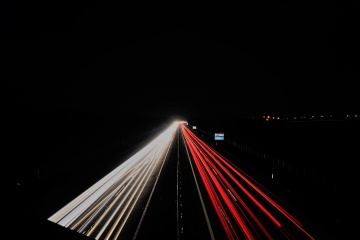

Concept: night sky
[[2, 2, 359, 122]]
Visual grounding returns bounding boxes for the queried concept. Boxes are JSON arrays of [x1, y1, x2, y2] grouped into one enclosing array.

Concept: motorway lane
[[134, 126, 214, 240], [178, 126, 221, 240], [130, 131, 178, 240]]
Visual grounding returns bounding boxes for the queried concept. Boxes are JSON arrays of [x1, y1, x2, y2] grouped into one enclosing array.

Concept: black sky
[[2, 1, 359, 122]]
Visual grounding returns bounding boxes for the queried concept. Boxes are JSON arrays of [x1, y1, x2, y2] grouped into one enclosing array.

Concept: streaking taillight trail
[[180, 124, 315, 240]]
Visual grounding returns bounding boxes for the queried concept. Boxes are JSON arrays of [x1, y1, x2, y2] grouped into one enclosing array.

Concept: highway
[[46, 121, 338, 239]]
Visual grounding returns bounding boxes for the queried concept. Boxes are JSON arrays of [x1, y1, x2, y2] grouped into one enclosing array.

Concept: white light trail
[[48, 121, 182, 240]]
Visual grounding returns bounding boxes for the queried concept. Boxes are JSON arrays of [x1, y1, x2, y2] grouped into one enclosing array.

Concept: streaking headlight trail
[[48, 121, 182, 240]]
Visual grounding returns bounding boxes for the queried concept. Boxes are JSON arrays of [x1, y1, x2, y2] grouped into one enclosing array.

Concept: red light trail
[[181, 124, 315, 240]]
